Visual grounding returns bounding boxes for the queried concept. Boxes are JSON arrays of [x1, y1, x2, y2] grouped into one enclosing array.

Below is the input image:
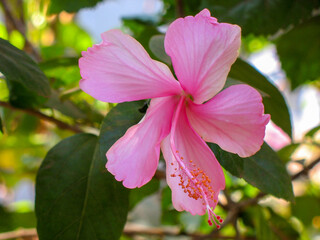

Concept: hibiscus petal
[[187, 84, 270, 158], [161, 102, 225, 215], [164, 9, 241, 104], [106, 96, 178, 188], [79, 29, 182, 103]]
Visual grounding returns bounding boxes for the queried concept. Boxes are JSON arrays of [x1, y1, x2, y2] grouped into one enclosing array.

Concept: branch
[[0, 228, 37, 240], [0, 101, 83, 133], [0, 225, 256, 240], [175, 0, 185, 17], [292, 157, 320, 180]]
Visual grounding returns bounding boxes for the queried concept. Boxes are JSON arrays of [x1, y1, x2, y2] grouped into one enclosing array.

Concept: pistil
[[169, 96, 223, 228]]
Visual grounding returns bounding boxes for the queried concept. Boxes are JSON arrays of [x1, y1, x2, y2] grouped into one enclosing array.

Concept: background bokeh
[[0, 0, 319, 239]]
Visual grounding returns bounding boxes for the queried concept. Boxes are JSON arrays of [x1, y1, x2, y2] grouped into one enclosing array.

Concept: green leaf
[[0, 38, 51, 108], [39, 57, 78, 70], [129, 179, 160, 210], [292, 196, 320, 226], [36, 133, 129, 240], [149, 35, 171, 65], [0, 38, 50, 96], [57, 23, 93, 54], [201, 0, 320, 36], [277, 143, 300, 163], [229, 58, 292, 138], [161, 186, 180, 225], [255, 207, 279, 240], [210, 143, 294, 201], [48, 0, 104, 14], [98, 101, 148, 213], [0, 207, 36, 232], [40, 58, 81, 90], [44, 91, 87, 120], [0, 116, 3, 134], [122, 19, 160, 59], [243, 206, 299, 239], [276, 16, 320, 89], [305, 125, 320, 138], [99, 101, 145, 160]]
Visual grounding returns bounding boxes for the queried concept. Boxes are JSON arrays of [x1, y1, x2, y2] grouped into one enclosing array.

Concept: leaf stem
[[175, 0, 185, 17]]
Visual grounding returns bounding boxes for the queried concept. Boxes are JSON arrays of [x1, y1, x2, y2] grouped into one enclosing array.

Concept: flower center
[[180, 90, 194, 102], [169, 96, 223, 228]]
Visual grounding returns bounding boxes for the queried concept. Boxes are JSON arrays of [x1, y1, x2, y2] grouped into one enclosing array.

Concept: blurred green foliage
[[0, 0, 319, 240]]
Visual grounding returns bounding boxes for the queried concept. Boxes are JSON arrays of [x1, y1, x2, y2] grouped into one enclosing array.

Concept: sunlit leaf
[[8, 30, 25, 50], [210, 143, 294, 201], [305, 125, 320, 138], [292, 196, 320, 227], [229, 58, 292, 138], [57, 23, 93, 54], [36, 134, 129, 240]]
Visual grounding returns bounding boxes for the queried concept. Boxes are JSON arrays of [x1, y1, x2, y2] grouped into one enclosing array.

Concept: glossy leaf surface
[[210, 143, 294, 201], [36, 133, 129, 240]]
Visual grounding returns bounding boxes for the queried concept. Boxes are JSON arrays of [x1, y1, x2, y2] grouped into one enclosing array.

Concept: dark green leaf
[[44, 91, 87, 119], [0, 207, 36, 232], [229, 58, 292, 138], [305, 125, 320, 138], [39, 57, 78, 70], [210, 143, 294, 201], [201, 0, 319, 36], [0, 38, 50, 97], [0, 116, 3, 134], [277, 143, 300, 163], [48, 0, 104, 14], [129, 179, 160, 210], [36, 133, 129, 240], [99, 101, 144, 160], [0, 38, 51, 108], [276, 16, 320, 89], [5, 80, 47, 108], [292, 196, 320, 226], [161, 186, 180, 225]]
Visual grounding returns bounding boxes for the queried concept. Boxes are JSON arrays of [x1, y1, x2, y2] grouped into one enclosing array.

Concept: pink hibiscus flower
[[79, 9, 270, 228]]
